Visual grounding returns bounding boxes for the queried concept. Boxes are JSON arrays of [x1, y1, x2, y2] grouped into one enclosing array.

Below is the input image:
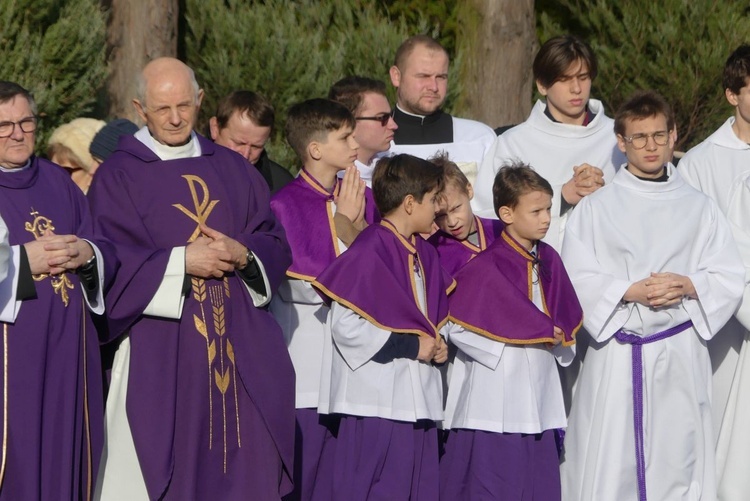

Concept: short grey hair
[[0, 81, 38, 115]]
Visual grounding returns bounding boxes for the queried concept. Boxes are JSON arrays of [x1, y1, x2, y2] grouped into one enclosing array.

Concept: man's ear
[[535, 79, 548, 97], [209, 117, 220, 141], [616, 134, 627, 154], [726, 87, 739, 107], [133, 98, 147, 124], [389, 66, 401, 88]]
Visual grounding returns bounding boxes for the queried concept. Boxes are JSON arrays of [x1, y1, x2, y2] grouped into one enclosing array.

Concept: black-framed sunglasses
[[355, 113, 391, 126]]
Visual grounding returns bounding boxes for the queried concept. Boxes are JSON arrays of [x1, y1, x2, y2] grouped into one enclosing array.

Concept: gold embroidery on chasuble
[[174, 175, 239, 473], [24, 209, 74, 306]]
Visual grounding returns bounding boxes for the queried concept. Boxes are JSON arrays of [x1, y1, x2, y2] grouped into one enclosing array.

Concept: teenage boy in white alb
[[474, 35, 625, 252], [679, 44, 750, 501], [561, 90, 743, 501]]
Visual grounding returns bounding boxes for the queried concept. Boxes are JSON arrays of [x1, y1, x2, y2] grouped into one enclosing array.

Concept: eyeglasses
[[0, 117, 37, 138], [355, 113, 391, 126], [621, 131, 669, 149]]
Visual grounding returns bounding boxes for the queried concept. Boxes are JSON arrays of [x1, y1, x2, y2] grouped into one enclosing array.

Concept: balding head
[[133, 57, 204, 146]]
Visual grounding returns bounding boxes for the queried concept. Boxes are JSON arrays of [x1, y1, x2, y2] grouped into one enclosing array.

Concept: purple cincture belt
[[613, 320, 694, 501]]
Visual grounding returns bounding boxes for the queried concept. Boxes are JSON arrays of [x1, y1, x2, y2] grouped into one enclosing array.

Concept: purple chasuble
[[271, 169, 380, 281], [88, 135, 295, 499], [0, 157, 104, 500], [314, 220, 455, 338], [428, 216, 504, 276], [449, 231, 582, 345]]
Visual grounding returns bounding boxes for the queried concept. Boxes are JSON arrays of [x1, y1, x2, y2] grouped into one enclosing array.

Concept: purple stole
[[0, 157, 104, 499], [314, 220, 455, 338], [449, 231, 582, 345], [428, 216, 504, 276], [271, 169, 379, 281], [88, 135, 295, 499]]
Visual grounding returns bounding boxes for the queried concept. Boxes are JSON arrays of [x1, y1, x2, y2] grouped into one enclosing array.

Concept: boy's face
[[726, 77, 750, 128], [354, 92, 397, 162], [434, 182, 476, 241], [617, 114, 674, 179], [411, 186, 441, 235], [315, 125, 359, 171], [498, 190, 552, 251], [536, 58, 591, 125]]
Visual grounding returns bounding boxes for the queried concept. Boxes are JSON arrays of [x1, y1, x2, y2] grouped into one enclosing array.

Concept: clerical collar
[[626, 166, 669, 182], [135, 126, 200, 160], [394, 105, 445, 126], [543, 104, 595, 126], [0, 158, 31, 173]]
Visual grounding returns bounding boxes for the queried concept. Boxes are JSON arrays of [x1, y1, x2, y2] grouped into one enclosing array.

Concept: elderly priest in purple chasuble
[[88, 58, 295, 500]]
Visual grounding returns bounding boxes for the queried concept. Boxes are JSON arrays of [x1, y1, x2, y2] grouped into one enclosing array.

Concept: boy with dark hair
[[428, 152, 504, 276], [328, 76, 398, 186], [313, 153, 453, 501], [440, 162, 581, 501], [561, 90, 744, 501], [679, 46, 750, 499], [271, 98, 378, 501], [209, 90, 293, 193], [475, 34, 624, 251]]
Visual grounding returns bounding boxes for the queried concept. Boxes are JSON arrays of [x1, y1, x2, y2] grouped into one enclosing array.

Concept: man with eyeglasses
[[475, 35, 625, 253], [209, 90, 293, 194], [0, 80, 109, 499], [88, 58, 295, 500], [329, 76, 398, 187], [388, 35, 496, 186]]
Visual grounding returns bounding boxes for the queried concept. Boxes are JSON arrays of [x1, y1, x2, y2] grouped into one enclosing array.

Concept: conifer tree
[[185, 0, 424, 169], [1, 0, 107, 151], [538, 0, 750, 151]]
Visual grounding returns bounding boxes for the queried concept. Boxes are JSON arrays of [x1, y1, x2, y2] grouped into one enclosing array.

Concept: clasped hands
[[186, 224, 248, 279], [24, 229, 94, 275], [623, 272, 697, 308]]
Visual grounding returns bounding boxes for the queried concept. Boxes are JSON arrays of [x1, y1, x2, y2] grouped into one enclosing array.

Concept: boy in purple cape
[[89, 58, 295, 500], [428, 152, 504, 276], [269, 98, 379, 501], [440, 163, 582, 501], [313, 153, 453, 500], [0, 81, 109, 500]]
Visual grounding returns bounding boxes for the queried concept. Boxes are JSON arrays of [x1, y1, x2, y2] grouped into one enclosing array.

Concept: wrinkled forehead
[[0, 95, 33, 120], [144, 73, 198, 106]]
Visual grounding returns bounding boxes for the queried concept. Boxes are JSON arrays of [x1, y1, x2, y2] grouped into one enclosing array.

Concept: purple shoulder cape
[[314, 220, 455, 338], [271, 169, 379, 281], [428, 216, 504, 276], [0, 157, 104, 499], [88, 135, 295, 499], [449, 231, 583, 345]]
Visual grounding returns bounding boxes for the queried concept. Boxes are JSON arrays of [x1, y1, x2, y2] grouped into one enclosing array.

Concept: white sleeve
[[729, 180, 750, 331], [472, 136, 503, 218], [242, 251, 272, 307], [80, 239, 105, 315], [143, 247, 186, 319], [446, 321, 504, 370], [330, 302, 391, 371], [561, 200, 633, 342], [277, 278, 323, 305], [0, 245, 22, 323]]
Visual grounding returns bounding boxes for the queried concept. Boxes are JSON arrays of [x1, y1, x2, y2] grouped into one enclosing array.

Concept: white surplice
[[443, 264, 574, 434], [560, 164, 744, 501], [389, 114, 496, 188], [473, 99, 624, 252], [679, 117, 750, 501]]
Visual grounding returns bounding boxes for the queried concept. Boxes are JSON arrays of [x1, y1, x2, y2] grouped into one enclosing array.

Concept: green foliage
[[185, 0, 456, 170], [0, 0, 107, 152], [538, 0, 750, 150]]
